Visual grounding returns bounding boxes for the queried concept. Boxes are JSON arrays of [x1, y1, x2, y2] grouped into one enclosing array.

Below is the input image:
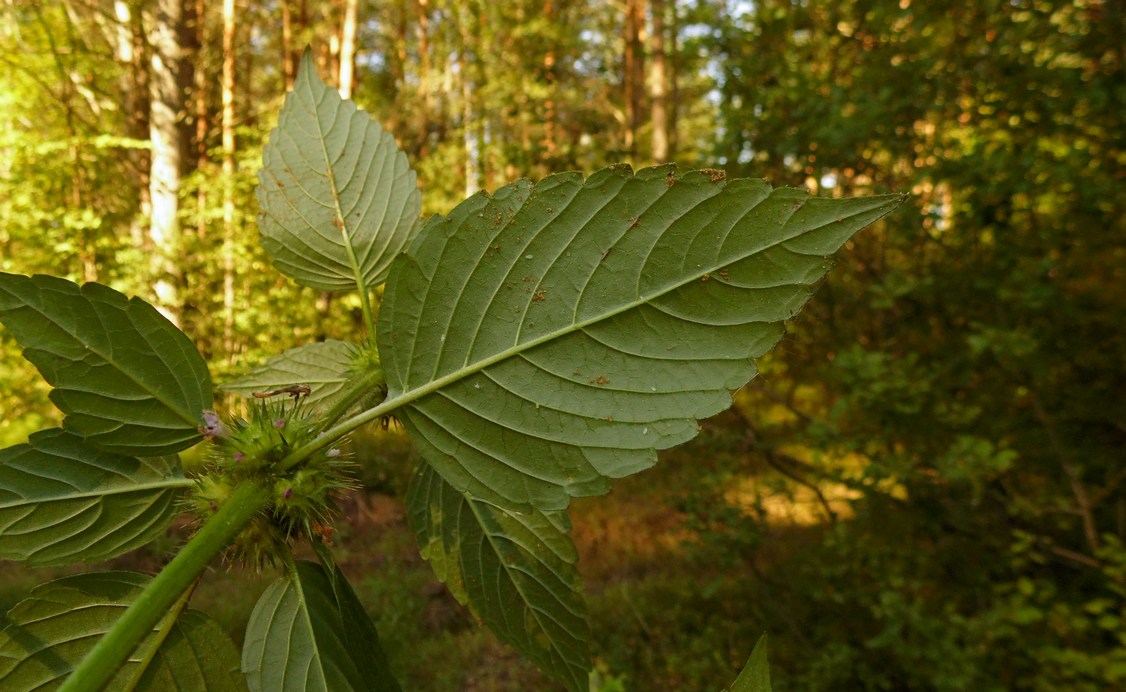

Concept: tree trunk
[[338, 0, 358, 99], [542, 0, 557, 159], [221, 0, 237, 356], [668, 0, 679, 158], [415, 0, 433, 158], [458, 2, 478, 197], [113, 1, 151, 250], [282, 0, 296, 89], [623, 0, 645, 158], [148, 0, 192, 326], [649, 0, 669, 163], [194, 0, 209, 239]]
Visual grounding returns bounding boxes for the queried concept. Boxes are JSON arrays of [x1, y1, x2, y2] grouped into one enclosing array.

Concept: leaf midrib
[[301, 73, 368, 297], [288, 564, 330, 692], [0, 478, 193, 509]]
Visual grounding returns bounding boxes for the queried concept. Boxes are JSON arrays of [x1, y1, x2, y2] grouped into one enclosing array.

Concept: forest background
[[0, 0, 1123, 689]]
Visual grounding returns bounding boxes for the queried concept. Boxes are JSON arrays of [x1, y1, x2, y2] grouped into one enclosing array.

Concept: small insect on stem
[[252, 384, 312, 400]]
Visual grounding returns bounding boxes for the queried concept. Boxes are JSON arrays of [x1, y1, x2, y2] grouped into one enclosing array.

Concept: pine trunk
[[542, 0, 557, 159], [649, 0, 669, 163], [221, 0, 237, 357], [282, 0, 295, 89], [623, 0, 645, 158]]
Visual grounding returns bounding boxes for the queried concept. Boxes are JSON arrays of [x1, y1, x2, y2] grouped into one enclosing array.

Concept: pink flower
[[199, 411, 229, 438]]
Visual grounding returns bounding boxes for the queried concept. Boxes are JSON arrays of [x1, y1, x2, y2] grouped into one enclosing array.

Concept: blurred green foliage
[[705, 1, 1125, 688]]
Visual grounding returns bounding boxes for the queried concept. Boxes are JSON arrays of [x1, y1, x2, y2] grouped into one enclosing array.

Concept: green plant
[[0, 55, 902, 691]]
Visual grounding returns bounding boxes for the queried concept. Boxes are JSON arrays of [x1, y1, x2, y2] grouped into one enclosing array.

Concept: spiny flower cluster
[[191, 400, 356, 568]]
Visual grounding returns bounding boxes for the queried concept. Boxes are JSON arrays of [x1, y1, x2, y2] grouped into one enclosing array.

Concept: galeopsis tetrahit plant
[[0, 55, 903, 691]]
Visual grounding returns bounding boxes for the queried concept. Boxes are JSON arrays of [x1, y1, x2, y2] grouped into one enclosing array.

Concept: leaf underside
[[258, 53, 422, 292], [407, 460, 589, 692], [379, 164, 905, 512], [242, 560, 400, 692], [220, 339, 355, 409], [0, 429, 186, 567], [0, 273, 212, 456], [0, 572, 245, 691]]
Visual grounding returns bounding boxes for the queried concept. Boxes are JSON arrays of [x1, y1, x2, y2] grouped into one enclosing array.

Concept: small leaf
[[0, 429, 190, 567], [378, 166, 905, 511], [258, 53, 422, 292], [730, 634, 771, 692], [242, 560, 400, 692], [221, 339, 355, 409], [0, 572, 245, 691], [0, 273, 213, 456], [406, 461, 589, 692]]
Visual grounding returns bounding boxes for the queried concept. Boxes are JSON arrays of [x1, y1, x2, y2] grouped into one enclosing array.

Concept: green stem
[[317, 366, 387, 431], [59, 481, 271, 692], [357, 286, 376, 339]]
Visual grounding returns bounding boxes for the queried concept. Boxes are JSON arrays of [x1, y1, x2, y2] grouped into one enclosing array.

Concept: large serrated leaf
[[221, 339, 355, 409], [258, 53, 422, 292], [378, 165, 905, 511], [242, 560, 400, 692], [0, 572, 245, 691], [407, 460, 589, 692], [0, 273, 213, 456], [0, 428, 190, 566]]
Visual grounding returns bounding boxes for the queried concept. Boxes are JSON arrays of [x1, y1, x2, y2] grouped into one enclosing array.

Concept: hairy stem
[[59, 481, 271, 692]]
